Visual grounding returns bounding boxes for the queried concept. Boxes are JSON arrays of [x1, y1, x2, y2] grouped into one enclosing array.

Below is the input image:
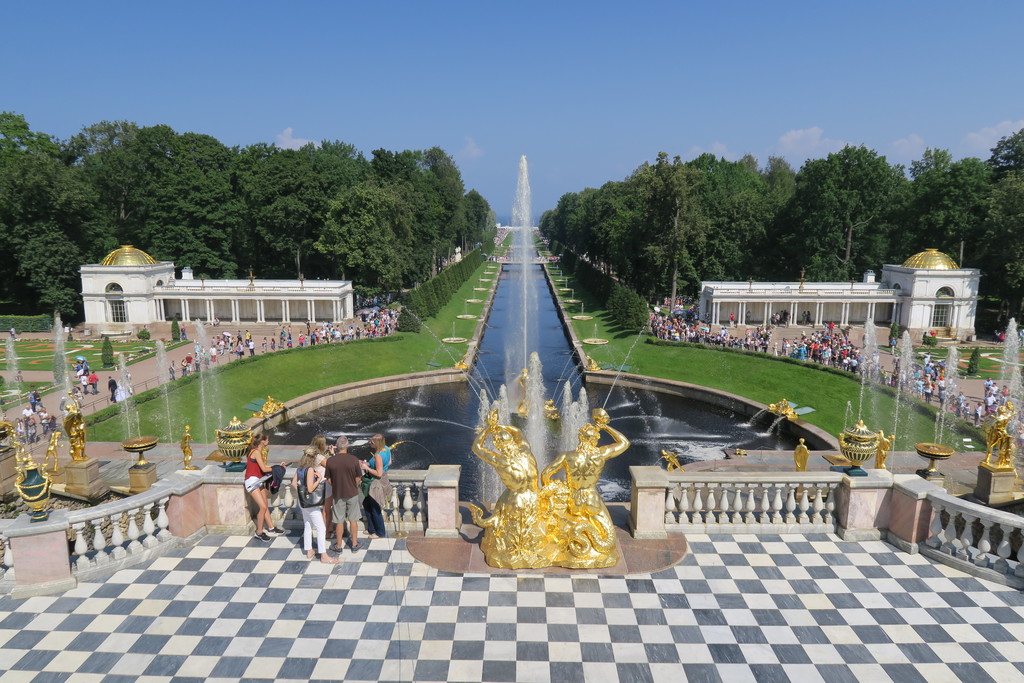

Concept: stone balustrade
[[0, 521, 12, 584], [922, 488, 1024, 589], [630, 467, 843, 537]]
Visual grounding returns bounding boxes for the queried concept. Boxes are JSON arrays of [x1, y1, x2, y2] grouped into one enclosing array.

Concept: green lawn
[[546, 265, 980, 451], [911, 346, 1022, 380], [88, 263, 494, 443], [86, 252, 980, 453]]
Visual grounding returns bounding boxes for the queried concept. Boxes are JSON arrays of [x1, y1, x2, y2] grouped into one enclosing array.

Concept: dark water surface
[[276, 264, 794, 502]]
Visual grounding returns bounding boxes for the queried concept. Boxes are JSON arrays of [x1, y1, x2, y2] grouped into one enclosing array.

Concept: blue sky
[[5, 1, 1023, 222]]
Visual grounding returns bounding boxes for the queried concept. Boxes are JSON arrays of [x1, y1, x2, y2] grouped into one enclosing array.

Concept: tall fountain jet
[[510, 155, 534, 378]]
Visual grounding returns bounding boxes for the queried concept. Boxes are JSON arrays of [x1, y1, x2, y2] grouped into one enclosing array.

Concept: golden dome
[[901, 249, 959, 270], [100, 245, 157, 267]]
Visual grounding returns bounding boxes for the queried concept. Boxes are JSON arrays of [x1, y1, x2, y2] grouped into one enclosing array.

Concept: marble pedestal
[[129, 462, 158, 494], [974, 463, 1018, 505], [64, 459, 109, 501]]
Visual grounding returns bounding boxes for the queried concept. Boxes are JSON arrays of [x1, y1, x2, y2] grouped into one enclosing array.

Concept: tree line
[[540, 134, 1024, 316], [0, 112, 495, 318]]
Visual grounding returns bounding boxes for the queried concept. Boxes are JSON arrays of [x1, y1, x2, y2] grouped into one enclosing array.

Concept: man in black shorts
[[325, 435, 364, 552]]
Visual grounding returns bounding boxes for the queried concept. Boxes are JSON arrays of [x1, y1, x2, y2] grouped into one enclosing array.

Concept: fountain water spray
[[155, 340, 173, 439], [53, 313, 71, 394], [6, 336, 21, 407], [935, 345, 959, 444], [857, 320, 878, 422], [116, 354, 140, 440], [891, 331, 915, 450], [1003, 318, 1022, 407]]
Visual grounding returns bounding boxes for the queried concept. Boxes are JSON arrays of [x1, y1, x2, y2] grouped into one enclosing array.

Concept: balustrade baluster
[[156, 497, 172, 541], [72, 522, 92, 571], [111, 513, 127, 559], [812, 485, 825, 523], [732, 484, 745, 523], [976, 519, 994, 569], [925, 504, 945, 549], [402, 485, 414, 525], [994, 523, 1013, 574], [92, 519, 110, 565], [126, 508, 143, 554], [784, 485, 797, 524], [676, 486, 690, 525], [941, 510, 960, 556], [743, 485, 756, 524], [758, 488, 770, 524], [664, 489, 677, 525], [1015, 531, 1024, 578], [797, 487, 810, 524], [825, 485, 836, 524], [956, 513, 976, 562], [770, 485, 783, 524], [1, 536, 11, 569], [719, 486, 733, 524], [141, 503, 158, 549], [692, 486, 704, 524], [705, 486, 718, 525]]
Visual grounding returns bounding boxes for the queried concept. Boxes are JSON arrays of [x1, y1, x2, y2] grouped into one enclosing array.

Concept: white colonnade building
[[81, 246, 354, 334], [698, 249, 981, 341]]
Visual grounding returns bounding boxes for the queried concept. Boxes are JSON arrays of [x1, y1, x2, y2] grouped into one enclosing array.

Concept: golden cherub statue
[[44, 431, 62, 476], [63, 392, 88, 462], [794, 438, 810, 471], [874, 430, 894, 469], [585, 355, 601, 372], [544, 399, 561, 420], [181, 424, 197, 470], [660, 449, 684, 471], [767, 399, 799, 421], [983, 401, 1016, 470], [516, 368, 529, 417]]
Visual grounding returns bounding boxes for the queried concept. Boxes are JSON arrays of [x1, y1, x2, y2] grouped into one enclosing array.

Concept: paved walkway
[[1, 532, 1022, 682]]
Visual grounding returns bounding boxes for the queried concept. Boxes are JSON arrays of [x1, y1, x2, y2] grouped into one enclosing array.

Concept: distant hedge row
[[1, 315, 53, 333], [403, 248, 485, 323], [552, 243, 648, 332]]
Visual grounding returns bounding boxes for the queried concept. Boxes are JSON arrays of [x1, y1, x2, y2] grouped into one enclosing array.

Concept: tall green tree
[[988, 128, 1024, 179], [979, 171, 1024, 314], [779, 146, 905, 281]]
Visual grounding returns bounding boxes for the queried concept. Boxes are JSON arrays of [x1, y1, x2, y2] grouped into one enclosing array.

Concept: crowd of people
[[243, 431, 393, 563]]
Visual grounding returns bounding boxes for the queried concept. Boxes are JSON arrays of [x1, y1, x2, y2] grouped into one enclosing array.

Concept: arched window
[[105, 282, 127, 323], [155, 279, 164, 287], [936, 287, 955, 298]]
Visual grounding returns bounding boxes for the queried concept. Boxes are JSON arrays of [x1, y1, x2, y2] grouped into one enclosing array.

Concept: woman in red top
[[244, 433, 284, 541]]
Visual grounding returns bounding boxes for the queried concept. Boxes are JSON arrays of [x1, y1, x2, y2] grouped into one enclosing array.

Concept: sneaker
[[254, 532, 271, 542], [265, 527, 283, 535]]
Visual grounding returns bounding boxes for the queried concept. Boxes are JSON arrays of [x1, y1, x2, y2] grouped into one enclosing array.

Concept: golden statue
[[516, 368, 529, 417], [540, 408, 629, 569], [874, 430, 894, 469], [983, 401, 1016, 470], [44, 431, 62, 475], [63, 392, 88, 462], [252, 396, 285, 419], [585, 355, 601, 372], [454, 356, 469, 371], [794, 438, 810, 471], [181, 425, 197, 470], [660, 449, 684, 471], [544, 399, 561, 420], [0, 420, 15, 444], [467, 410, 548, 569], [767, 399, 798, 421]]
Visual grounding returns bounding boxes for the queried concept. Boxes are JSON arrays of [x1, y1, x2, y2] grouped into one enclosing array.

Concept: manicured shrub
[[101, 335, 115, 368], [967, 347, 981, 376], [137, 329, 151, 340], [170, 317, 181, 342]]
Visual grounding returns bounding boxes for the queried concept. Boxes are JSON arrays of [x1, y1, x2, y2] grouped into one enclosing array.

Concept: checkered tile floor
[[1, 533, 1024, 682]]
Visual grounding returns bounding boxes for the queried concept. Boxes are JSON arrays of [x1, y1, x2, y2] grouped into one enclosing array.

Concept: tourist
[[262, 337, 268, 353], [326, 435, 363, 552], [88, 371, 99, 394], [293, 446, 337, 564], [108, 377, 118, 403], [244, 433, 284, 541], [361, 433, 392, 539]]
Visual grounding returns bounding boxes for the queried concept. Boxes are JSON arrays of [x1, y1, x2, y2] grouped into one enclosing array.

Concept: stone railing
[[0, 463, 462, 597], [630, 467, 843, 537], [67, 485, 177, 582], [921, 488, 1024, 589]]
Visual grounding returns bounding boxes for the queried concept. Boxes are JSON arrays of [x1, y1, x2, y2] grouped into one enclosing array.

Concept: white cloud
[[774, 126, 846, 162], [459, 136, 484, 160], [686, 142, 736, 160], [275, 127, 316, 150], [890, 133, 926, 161], [961, 120, 1024, 156]]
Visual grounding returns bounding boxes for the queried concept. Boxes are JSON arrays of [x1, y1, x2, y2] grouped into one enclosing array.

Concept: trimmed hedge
[[0, 315, 53, 333], [404, 248, 485, 320]]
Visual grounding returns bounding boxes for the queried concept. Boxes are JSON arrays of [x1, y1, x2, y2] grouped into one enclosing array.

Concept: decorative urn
[[838, 420, 877, 476], [915, 442, 955, 478], [15, 459, 52, 522], [215, 417, 252, 462], [122, 435, 159, 467]]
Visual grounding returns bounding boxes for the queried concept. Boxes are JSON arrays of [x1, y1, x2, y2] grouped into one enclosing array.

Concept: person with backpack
[[360, 434, 393, 540], [293, 446, 337, 564]]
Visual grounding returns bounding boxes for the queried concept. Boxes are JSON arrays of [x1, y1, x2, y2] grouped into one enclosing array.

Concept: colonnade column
[[257, 300, 265, 323], [790, 301, 797, 325], [814, 302, 822, 327], [230, 300, 239, 323], [867, 302, 876, 325], [307, 300, 314, 323], [763, 302, 769, 324], [283, 300, 290, 323], [841, 302, 849, 326], [182, 300, 191, 322], [738, 302, 747, 326]]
